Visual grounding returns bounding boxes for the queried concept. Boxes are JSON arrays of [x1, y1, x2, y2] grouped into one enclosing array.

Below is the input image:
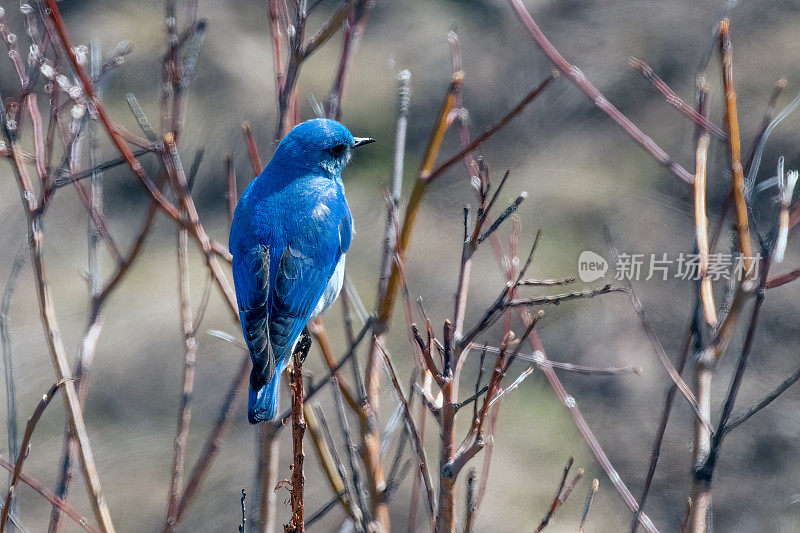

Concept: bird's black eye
[[330, 144, 346, 158]]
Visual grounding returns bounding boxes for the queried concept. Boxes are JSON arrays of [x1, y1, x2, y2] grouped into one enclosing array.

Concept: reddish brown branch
[[766, 267, 800, 289], [535, 457, 583, 532], [242, 122, 263, 175], [46, 1, 238, 323], [226, 155, 237, 227], [508, 0, 693, 185], [520, 321, 658, 532], [285, 336, 310, 533]]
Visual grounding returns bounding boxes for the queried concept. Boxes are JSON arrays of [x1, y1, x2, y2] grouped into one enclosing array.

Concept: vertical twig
[[578, 479, 599, 533], [377, 70, 411, 302], [0, 244, 26, 491], [49, 37, 108, 533], [375, 338, 435, 520], [719, 19, 753, 277], [165, 160, 199, 531], [285, 334, 310, 533], [692, 257, 772, 531], [325, 1, 376, 119], [225, 155, 237, 229], [693, 87, 717, 327], [688, 349, 713, 533], [238, 490, 246, 533], [463, 469, 477, 533], [242, 122, 263, 175]]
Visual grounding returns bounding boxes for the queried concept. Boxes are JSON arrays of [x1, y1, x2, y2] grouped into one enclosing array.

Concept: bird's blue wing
[[269, 211, 352, 363], [232, 244, 274, 385]]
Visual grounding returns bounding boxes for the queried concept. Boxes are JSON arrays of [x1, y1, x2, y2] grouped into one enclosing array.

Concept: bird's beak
[[352, 137, 376, 148]]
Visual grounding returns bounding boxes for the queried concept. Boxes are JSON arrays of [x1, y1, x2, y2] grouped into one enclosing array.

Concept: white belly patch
[[312, 254, 346, 319]]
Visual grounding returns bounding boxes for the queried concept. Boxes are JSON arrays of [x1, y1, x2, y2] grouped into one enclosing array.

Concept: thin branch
[[468, 344, 642, 376], [0, 380, 66, 531], [508, 0, 693, 184], [605, 230, 711, 433], [325, 1, 375, 119], [125, 93, 158, 142], [427, 73, 557, 184], [505, 284, 629, 307], [173, 355, 250, 524], [766, 267, 800, 289], [305, 491, 347, 528], [725, 365, 800, 433], [631, 322, 695, 532], [242, 122, 263, 175], [578, 479, 599, 533], [476, 193, 527, 244], [454, 385, 489, 412], [0, 244, 27, 476], [516, 277, 575, 286], [0, 457, 97, 533], [521, 324, 658, 532], [535, 457, 579, 532], [694, 257, 771, 516], [330, 375, 371, 531], [225, 155, 237, 228], [628, 57, 725, 138], [374, 338, 436, 519], [165, 185, 200, 531], [238, 490, 246, 533], [693, 85, 717, 326], [51, 148, 155, 189]]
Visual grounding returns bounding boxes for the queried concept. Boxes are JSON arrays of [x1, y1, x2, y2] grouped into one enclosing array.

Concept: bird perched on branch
[[229, 118, 374, 423]]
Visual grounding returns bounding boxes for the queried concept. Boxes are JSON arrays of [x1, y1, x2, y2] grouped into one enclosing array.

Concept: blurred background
[[1, 0, 800, 531]]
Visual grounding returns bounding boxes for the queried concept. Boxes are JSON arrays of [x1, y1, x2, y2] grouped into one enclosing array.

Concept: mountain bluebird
[[229, 118, 374, 423]]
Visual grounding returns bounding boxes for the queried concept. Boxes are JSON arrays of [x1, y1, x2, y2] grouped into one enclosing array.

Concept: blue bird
[[229, 118, 374, 423]]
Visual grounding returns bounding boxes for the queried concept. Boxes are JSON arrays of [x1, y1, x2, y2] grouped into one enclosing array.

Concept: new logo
[[578, 251, 608, 282]]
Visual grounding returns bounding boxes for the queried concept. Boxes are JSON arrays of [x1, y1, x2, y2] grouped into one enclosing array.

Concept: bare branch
[[0, 380, 66, 531], [508, 0, 693, 184]]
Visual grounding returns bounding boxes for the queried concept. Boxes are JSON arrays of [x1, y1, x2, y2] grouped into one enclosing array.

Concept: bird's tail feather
[[248, 370, 282, 424]]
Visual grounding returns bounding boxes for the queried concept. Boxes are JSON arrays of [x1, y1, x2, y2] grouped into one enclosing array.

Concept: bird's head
[[271, 118, 374, 178]]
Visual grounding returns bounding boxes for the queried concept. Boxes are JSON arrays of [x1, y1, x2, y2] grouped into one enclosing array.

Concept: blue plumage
[[229, 118, 373, 423]]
